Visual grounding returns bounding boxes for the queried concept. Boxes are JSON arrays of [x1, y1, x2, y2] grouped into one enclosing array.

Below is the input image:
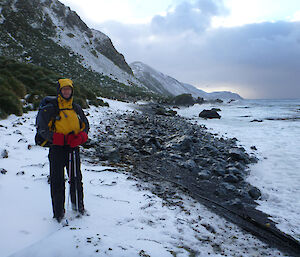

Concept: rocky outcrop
[[172, 94, 195, 106], [199, 109, 221, 119]]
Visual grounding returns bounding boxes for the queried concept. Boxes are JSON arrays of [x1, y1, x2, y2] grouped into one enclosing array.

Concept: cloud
[[150, 0, 228, 34], [97, 2, 300, 99]]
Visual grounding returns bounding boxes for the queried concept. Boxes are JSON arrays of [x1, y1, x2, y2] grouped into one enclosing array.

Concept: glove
[[67, 131, 88, 148], [52, 133, 65, 146], [78, 131, 88, 144]]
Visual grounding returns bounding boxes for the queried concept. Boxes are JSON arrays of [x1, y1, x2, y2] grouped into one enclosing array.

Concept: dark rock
[[1, 168, 8, 174], [226, 198, 244, 209], [13, 130, 22, 135], [250, 146, 257, 151], [1, 149, 8, 158], [248, 187, 262, 200], [250, 156, 259, 163], [195, 97, 205, 104], [179, 159, 197, 170], [215, 186, 227, 196], [215, 182, 237, 197], [168, 135, 193, 152], [250, 119, 263, 122], [228, 148, 250, 164], [212, 164, 226, 177], [233, 162, 246, 171], [145, 137, 162, 149], [224, 174, 239, 183], [199, 109, 221, 119], [206, 99, 223, 104], [155, 106, 168, 116], [97, 146, 121, 162], [197, 170, 211, 180], [227, 166, 243, 176], [201, 223, 216, 234], [140, 148, 152, 156], [169, 153, 184, 161], [16, 171, 25, 176], [172, 94, 195, 106], [220, 182, 236, 192]]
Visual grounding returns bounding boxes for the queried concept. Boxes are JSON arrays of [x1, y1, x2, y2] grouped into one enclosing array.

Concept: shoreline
[[84, 103, 300, 256]]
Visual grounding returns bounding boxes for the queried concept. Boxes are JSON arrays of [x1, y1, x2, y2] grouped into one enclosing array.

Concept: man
[[36, 78, 89, 222]]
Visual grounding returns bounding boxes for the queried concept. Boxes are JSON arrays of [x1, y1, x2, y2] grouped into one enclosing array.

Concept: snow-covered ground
[[176, 99, 300, 242], [0, 99, 289, 257]]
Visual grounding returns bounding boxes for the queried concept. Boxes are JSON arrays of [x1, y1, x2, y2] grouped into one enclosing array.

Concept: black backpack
[[35, 96, 81, 147]]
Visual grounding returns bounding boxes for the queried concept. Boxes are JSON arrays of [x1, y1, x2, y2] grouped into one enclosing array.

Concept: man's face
[[61, 86, 72, 99]]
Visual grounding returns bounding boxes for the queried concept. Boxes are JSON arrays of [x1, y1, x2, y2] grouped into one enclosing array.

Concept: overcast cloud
[[97, 0, 300, 99]]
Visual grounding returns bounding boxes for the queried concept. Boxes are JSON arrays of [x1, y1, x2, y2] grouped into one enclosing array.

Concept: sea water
[[175, 99, 300, 241]]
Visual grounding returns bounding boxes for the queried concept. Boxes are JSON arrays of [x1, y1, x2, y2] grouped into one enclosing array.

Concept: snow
[[0, 99, 290, 257], [0, 7, 5, 24], [11, 0, 18, 12], [42, 3, 144, 88], [175, 98, 300, 241], [130, 61, 242, 99]]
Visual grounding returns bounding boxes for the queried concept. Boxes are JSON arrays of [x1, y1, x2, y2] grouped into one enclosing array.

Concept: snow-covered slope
[[0, 0, 144, 88], [130, 61, 242, 100], [42, 1, 142, 86], [0, 101, 285, 257]]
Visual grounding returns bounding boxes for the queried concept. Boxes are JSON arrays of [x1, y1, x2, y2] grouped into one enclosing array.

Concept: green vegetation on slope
[[0, 56, 169, 119], [0, 56, 103, 119]]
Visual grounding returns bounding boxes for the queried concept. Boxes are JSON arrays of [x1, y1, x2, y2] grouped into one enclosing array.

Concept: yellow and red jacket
[[36, 79, 89, 145]]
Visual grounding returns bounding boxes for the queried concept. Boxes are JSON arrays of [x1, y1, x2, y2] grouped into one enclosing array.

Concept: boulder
[[0, 149, 8, 158], [172, 94, 195, 106], [97, 145, 121, 162], [199, 109, 221, 119], [197, 170, 211, 180], [228, 148, 250, 164], [248, 187, 261, 200], [224, 174, 240, 183]]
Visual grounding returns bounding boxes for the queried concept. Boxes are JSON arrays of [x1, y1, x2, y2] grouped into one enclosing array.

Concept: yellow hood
[[57, 78, 73, 109]]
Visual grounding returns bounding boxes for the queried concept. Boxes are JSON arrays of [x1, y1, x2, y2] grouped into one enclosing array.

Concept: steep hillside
[[130, 61, 242, 100], [0, 56, 109, 119], [0, 56, 164, 119], [0, 0, 142, 87]]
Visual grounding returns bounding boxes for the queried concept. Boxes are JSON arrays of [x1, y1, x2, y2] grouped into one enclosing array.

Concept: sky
[[59, 0, 300, 99]]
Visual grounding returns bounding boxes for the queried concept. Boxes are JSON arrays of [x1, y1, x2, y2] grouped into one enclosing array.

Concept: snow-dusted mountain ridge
[[0, 0, 242, 100], [0, 0, 144, 87], [130, 61, 242, 100]]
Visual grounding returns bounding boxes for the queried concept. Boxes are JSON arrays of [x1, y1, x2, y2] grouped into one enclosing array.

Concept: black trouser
[[48, 145, 84, 218]]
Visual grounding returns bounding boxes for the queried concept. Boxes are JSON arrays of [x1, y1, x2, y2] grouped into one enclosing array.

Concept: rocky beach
[[84, 103, 300, 256]]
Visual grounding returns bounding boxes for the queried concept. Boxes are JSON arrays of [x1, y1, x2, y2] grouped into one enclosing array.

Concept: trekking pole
[[73, 150, 79, 212], [67, 151, 72, 210]]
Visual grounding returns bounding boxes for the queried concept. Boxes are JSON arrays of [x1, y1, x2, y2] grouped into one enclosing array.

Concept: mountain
[[0, 0, 144, 88], [0, 0, 241, 101], [130, 61, 242, 100]]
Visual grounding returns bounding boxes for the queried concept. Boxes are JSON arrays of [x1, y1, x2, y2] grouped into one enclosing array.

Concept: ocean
[[175, 98, 300, 241]]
